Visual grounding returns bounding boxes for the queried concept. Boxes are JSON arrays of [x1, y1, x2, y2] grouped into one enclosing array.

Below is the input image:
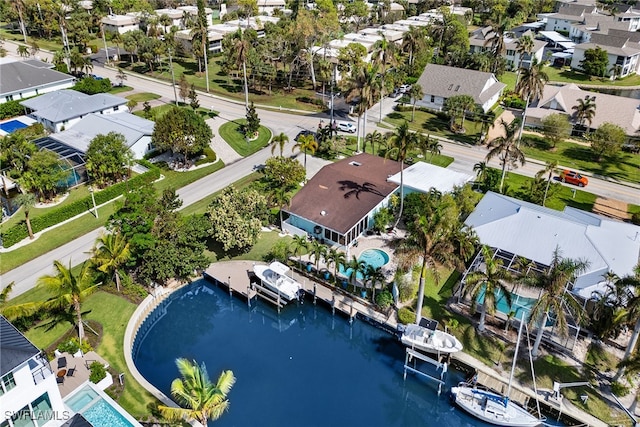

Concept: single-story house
[[47, 112, 155, 159], [387, 162, 473, 195], [469, 27, 546, 70], [415, 64, 506, 113], [570, 33, 640, 77], [283, 153, 402, 248], [175, 29, 224, 54], [465, 191, 640, 299], [20, 90, 128, 133], [525, 83, 640, 138], [101, 14, 139, 34], [0, 59, 75, 104]]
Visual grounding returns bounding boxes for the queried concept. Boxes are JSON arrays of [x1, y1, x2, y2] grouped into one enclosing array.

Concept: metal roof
[[20, 90, 128, 124], [0, 315, 40, 376], [0, 59, 75, 96], [465, 192, 640, 291], [387, 162, 473, 194]]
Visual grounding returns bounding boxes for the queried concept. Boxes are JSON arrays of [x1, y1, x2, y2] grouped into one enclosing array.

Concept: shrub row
[[1, 166, 160, 248], [0, 100, 24, 120], [296, 96, 325, 107]]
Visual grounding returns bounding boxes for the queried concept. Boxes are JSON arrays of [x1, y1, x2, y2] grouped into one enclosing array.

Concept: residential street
[[1, 40, 638, 298]]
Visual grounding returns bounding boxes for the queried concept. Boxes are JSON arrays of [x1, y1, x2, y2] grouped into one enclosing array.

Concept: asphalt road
[[1, 41, 638, 298]]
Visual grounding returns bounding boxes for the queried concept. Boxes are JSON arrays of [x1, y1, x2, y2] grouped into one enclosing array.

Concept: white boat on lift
[[253, 261, 302, 302], [400, 318, 463, 354], [450, 316, 543, 427]]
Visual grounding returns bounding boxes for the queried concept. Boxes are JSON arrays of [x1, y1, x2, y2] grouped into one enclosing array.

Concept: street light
[[89, 186, 98, 218]]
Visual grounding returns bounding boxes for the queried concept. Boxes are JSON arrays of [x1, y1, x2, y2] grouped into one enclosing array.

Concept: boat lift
[[403, 348, 447, 395]]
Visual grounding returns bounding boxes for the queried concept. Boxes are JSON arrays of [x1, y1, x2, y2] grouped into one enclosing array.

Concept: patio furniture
[[56, 375, 64, 385], [57, 357, 67, 369], [66, 366, 76, 377]]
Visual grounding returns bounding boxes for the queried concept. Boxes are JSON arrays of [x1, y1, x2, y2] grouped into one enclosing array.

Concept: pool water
[[83, 399, 134, 427], [476, 288, 537, 321], [0, 119, 28, 133], [133, 280, 566, 427], [339, 248, 390, 280]]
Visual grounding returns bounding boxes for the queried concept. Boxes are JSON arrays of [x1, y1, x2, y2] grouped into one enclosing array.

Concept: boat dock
[[203, 261, 398, 331]]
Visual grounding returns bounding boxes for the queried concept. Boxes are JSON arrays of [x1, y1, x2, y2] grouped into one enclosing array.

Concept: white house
[[570, 33, 640, 77], [100, 14, 139, 34], [48, 112, 156, 159], [544, 3, 600, 33], [20, 90, 128, 133], [175, 28, 225, 54], [0, 316, 66, 427], [415, 64, 506, 113], [469, 27, 546, 70], [257, 0, 286, 15], [0, 59, 75, 104]]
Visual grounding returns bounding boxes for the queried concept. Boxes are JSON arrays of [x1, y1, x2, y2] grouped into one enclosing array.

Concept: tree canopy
[[152, 107, 212, 164], [86, 132, 133, 187], [588, 122, 626, 161], [263, 156, 306, 191], [579, 46, 609, 77]]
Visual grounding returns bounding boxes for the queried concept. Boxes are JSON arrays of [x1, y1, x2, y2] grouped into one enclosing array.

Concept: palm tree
[[308, 239, 326, 271], [290, 234, 308, 265], [37, 260, 99, 344], [409, 83, 423, 122], [385, 121, 416, 229], [269, 187, 291, 229], [326, 248, 346, 284], [515, 57, 548, 143], [397, 205, 477, 324], [484, 17, 512, 74], [485, 118, 526, 193], [402, 26, 427, 67], [520, 247, 589, 357], [0, 282, 13, 305], [271, 132, 289, 157], [17, 45, 29, 58], [514, 34, 534, 86], [365, 265, 385, 302], [345, 255, 366, 292], [613, 268, 640, 380], [159, 359, 235, 427], [232, 30, 251, 110], [536, 160, 558, 207], [372, 36, 398, 121], [364, 130, 384, 155], [572, 95, 597, 130], [116, 68, 127, 87], [464, 245, 514, 332], [344, 63, 380, 151], [15, 192, 36, 240], [91, 232, 131, 292], [292, 134, 318, 171]]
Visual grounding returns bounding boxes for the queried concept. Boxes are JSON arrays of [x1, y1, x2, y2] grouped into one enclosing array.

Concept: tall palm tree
[[613, 268, 640, 380], [344, 63, 380, 151], [401, 26, 427, 67], [365, 265, 385, 302], [91, 231, 131, 292], [409, 83, 423, 122], [464, 245, 514, 331], [397, 202, 477, 324], [292, 134, 318, 171], [514, 34, 534, 85], [484, 16, 512, 74], [515, 57, 548, 144], [159, 359, 235, 427], [15, 192, 36, 240], [485, 118, 526, 193], [271, 132, 289, 157], [326, 248, 346, 284], [571, 96, 597, 130], [345, 255, 366, 292], [290, 234, 308, 265], [520, 247, 589, 357], [308, 239, 326, 271], [385, 121, 416, 228], [232, 29, 251, 110], [269, 187, 291, 229], [372, 36, 398, 121], [37, 260, 99, 344], [536, 160, 558, 207]]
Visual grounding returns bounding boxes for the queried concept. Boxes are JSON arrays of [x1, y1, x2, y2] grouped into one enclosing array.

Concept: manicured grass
[[180, 172, 261, 216], [385, 109, 484, 145], [339, 136, 455, 167], [545, 66, 640, 86], [207, 229, 293, 263], [218, 119, 272, 157], [629, 204, 640, 217], [499, 71, 517, 93], [522, 135, 640, 184], [110, 85, 134, 94], [0, 203, 116, 274], [125, 92, 161, 102]]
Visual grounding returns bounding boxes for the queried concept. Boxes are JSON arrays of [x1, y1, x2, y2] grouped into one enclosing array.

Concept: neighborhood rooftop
[[0, 315, 40, 377], [20, 89, 128, 123], [0, 59, 75, 96], [387, 162, 473, 194]]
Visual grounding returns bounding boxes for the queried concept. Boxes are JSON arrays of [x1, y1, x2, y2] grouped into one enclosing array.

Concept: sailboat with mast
[[450, 315, 543, 427]]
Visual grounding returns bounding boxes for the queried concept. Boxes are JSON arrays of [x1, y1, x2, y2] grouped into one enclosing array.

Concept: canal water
[[134, 279, 563, 427]]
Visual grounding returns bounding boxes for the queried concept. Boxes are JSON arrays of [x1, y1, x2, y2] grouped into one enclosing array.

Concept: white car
[[337, 122, 357, 133]]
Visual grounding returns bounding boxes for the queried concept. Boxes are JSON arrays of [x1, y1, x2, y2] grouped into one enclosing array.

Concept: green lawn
[[125, 92, 161, 102], [499, 71, 517, 93], [544, 66, 640, 86], [180, 172, 261, 216], [385, 110, 484, 145], [110, 85, 134, 94], [522, 135, 640, 184], [218, 120, 272, 157]]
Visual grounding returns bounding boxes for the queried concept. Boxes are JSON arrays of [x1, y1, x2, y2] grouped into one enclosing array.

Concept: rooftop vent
[[321, 210, 327, 216], [349, 161, 362, 166]]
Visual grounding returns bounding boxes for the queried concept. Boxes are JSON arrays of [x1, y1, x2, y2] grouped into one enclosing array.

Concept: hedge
[[1, 166, 160, 248], [0, 100, 24, 120]]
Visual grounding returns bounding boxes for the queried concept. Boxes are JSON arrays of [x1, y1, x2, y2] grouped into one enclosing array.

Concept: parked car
[[559, 170, 588, 187], [295, 130, 315, 141], [337, 122, 357, 133], [399, 84, 410, 93]]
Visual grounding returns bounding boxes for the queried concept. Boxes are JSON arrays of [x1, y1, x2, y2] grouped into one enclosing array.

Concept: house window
[[10, 404, 34, 427], [31, 393, 53, 423], [506, 49, 515, 56], [6, 95, 13, 101], [0, 372, 16, 395], [430, 95, 435, 102], [114, 105, 120, 111]]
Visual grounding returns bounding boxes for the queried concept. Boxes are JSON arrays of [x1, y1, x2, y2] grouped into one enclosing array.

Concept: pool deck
[[52, 351, 111, 398]]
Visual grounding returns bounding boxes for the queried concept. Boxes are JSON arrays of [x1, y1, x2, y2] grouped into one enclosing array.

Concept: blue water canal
[[133, 279, 562, 427]]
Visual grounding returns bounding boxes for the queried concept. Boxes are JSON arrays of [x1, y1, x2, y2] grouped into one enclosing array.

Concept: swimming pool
[[0, 119, 28, 133], [65, 384, 139, 427], [476, 288, 537, 321], [339, 248, 390, 280]]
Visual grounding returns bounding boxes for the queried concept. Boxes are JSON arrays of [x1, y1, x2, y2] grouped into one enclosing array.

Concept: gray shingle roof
[[0, 59, 75, 96], [0, 315, 40, 376], [416, 63, 506, 105], [20, 90, 128, 123], [50, 113, 154, 153]]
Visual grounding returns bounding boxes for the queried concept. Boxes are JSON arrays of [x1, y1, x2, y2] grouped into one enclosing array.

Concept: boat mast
[[506, 312, 526, 399]]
